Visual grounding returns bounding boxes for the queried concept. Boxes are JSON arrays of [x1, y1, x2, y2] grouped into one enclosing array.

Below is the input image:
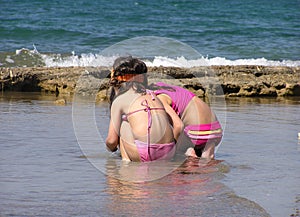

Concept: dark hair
[[148, 83, 176, 92], [113, 56, 147, 76], [108, 56, 148, 106]]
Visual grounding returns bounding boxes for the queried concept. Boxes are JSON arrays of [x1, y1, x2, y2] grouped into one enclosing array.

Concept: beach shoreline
[[1, 66, 299, 101]]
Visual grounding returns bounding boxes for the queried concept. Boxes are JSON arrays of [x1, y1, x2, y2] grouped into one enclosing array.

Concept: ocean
[[0, 0, 299, 67]]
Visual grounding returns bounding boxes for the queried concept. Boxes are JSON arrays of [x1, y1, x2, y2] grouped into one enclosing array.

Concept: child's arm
[[105, 101, 122, 152], [105, 119, 119, 152], [157, 94, 183, 141], [164, 102, 183, 141]]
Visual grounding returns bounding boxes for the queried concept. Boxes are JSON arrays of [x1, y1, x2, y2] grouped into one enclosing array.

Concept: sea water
[[0, 92, 299, 217], [0, 0, 299, 67]]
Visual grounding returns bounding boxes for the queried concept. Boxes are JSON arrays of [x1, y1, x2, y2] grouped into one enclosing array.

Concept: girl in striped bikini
[[154, 82, 223, 160]]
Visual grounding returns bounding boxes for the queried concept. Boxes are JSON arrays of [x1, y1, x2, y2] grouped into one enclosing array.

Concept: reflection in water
[[225, 96, 300, 106], [104, 157, 270, 217], [291, 195, 300, 217], [104, 158, 223, 216]]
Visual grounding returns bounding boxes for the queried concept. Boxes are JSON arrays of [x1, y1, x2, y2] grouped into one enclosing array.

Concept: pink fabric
[[184, 121, 223, 147], [187, 134, 223, 140], [155, 82, 195, 116], [121, 91, 175, 162], [184, 121, 222, 131], [135, 140, 176, 162]]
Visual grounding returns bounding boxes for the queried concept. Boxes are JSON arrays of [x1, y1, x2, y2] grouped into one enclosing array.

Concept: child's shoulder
[[113, 90, 138, 106]]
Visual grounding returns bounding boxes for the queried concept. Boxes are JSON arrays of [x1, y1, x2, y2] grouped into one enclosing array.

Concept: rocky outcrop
[[214, 66, 300, 97], [0, 66, 299, 100], [0, 67, 110, 101]]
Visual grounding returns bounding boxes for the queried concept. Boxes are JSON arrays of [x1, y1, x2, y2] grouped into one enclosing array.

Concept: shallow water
[[218, 97, 300, 217], [0, 92, 299, 217]]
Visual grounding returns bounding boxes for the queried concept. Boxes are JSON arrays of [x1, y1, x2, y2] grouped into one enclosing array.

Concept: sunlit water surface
[[0, 92, 299, 217]]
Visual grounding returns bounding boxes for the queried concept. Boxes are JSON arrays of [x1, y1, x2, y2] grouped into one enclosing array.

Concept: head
[[108, 56, 148, 105], [110, 56, 148, 87]]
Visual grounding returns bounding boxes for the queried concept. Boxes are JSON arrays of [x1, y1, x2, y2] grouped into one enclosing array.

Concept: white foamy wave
[[146, 57, 300, 68], [41, 53, 118, 67], [15, 45, 39, 56], [144, 56, 209, 67], [146, 56, 300, 67], [206, 57, 300, 67], [40, 52, 300, 68]]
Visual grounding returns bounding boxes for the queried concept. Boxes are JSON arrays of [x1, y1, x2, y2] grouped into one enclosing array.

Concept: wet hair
[[108, 56, 148, 105]]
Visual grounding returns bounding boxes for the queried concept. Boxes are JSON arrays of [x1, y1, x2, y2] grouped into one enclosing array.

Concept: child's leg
[[185, 147, 198, 158], [119, 122, 141, 162], [119, 140, 130, 161], [201, 142, 215, 159]]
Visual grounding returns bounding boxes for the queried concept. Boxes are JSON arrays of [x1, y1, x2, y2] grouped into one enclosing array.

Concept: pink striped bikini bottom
[[184, 121, 223, 148]]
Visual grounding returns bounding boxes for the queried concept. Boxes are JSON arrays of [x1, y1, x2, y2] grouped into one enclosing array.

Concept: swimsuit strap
[[121, 91, 165, 161], [140, 100, 165, 131], [140, 99, 152, 131], [141, 99, 168, 161], [140, 99, 153, 161], [146, 89, 155, 100], [124, 108, 147, 120], [123, 90, 164, 120]]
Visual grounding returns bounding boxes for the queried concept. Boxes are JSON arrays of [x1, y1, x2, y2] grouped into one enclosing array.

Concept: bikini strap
[[140, 99, 152, 130], [121, 95, 165, 161], [123, 93, 164, 120], [140, 99, 152, 160], [146, 89, 155, 100]]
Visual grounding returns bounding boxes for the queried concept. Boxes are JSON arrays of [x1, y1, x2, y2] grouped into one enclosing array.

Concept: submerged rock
[[54, 98, 67, 106]]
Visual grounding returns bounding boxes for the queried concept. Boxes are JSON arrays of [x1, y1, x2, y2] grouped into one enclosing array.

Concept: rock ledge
[[1, 66, 299, 100]]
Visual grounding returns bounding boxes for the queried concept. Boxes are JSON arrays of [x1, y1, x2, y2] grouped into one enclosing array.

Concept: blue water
[[0, 0, 299, 67]]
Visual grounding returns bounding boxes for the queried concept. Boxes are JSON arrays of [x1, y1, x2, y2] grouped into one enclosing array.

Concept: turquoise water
[[0, 0, 299, 67]]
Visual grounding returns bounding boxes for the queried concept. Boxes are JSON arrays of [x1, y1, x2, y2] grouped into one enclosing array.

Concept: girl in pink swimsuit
[[105, 57, 177, 162], [154, 82, 223, 159]]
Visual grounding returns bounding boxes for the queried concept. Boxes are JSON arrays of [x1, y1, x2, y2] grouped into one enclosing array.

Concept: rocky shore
[[1, 66, 299, 101]]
